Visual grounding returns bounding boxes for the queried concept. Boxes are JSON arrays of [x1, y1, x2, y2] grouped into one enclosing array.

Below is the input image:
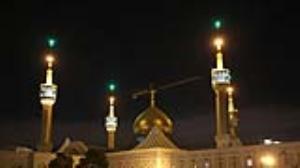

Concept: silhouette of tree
[[49, 153, 73, 168], [76, 148, 108, 168]]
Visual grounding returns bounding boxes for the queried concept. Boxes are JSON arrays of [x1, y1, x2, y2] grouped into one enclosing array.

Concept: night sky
[[2, 0, 300, 150]]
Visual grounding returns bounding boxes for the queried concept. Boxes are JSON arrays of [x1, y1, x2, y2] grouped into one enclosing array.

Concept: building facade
[[106, 127, 300, 168]]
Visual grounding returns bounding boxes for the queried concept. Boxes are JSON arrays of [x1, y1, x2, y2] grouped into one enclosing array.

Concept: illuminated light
[[155, 119, 162, 125], [214, 37, 224, 50], [246, 158, 253, 167], [46, 54, 54, 64], [260, 154, 276, 167], [45, 54, 55, 69], [45, 55, 55, 84], [214, 20, 222, 29], [140, 119, 147, 127], [264, 139, 273, 145], [273, 141, 281, 144], [216, 52, 224, 69], [156, 154, 162, 168], [40, 98, 55, 106], [109, 96, 115, 104], [204, 161, 210, 168], [263, 139, 281, 145], [47, 37, 57, 48], [211, 69, 231, 85], [108, 83, 116, 92], [227, 86, 234, 94]]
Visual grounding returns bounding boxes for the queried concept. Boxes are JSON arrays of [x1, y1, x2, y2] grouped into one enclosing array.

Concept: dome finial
[[150, 89, 156, 107], [149, 83, 156, 107]]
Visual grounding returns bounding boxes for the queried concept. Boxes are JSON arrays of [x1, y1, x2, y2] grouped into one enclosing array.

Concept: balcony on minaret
[[40, 84, 57, 105], [105, 116, 118, 132], [211, 68, 231, 86]]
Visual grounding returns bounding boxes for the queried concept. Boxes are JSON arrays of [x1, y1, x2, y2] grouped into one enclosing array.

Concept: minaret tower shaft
[[227, 87, 241, 146], [211, 37, 232, 148], [38, 55, 58, 152], [105, 95, 118, 150]]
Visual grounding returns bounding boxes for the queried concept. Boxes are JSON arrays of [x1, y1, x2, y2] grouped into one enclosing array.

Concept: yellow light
[[214, 37, 224, 50], [226, 86, 234, 94], [46, 54, 54, 63], [260, 154, 276, 167], [156, 155, 162, 168], [109, 96, 115, 104]]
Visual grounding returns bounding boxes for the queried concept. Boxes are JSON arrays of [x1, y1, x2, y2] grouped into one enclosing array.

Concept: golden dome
[[133, 105, 173, 135]]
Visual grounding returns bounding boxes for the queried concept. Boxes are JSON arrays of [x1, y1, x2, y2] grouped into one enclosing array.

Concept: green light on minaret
[[107, 81, 117, 92], [109, 83, 116, 92], [214, 20, 222, 30], [47, 37, 57, 49]]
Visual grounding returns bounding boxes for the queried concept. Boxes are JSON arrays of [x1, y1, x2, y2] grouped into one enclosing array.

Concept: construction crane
[[132, 76, 202, 100]]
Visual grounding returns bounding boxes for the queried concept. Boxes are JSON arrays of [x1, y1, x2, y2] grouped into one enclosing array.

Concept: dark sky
[[2, 0, 300, 150]]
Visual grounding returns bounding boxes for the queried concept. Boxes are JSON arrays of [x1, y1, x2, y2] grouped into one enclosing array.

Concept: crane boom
[[157, 76, 201, 91], [132, 89, 149, 99], [131, 76, 202, 99]]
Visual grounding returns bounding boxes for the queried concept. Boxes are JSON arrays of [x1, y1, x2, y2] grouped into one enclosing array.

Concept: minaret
[[38, 54, 58, 152], [211, 37, 232, 148], [227, 86, 242, 146], [105, 83, 118, 151]]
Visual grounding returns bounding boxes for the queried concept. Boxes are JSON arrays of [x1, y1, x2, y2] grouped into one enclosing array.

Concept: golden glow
[[106, 95, 118, 150], [214, 37, 224, 51], [155, 119, 162, 125], [156, 154, 162, 168], [44, 54, 55, 85], [46, 54, 55, 67], [107, 131, 115, 150], [227, 86, 235, 113], [216, 52, 224, 69], [226, 86, 234, 95], [40, 99, 55, 106], [139, 119, 147, 128], [109, 96, 116, 117], [150, 89, 156, 107], [39, 53, 57, 152], [260, 154, 276, 167], [133, 106, 173, 135], [109, 96, 115, 105]]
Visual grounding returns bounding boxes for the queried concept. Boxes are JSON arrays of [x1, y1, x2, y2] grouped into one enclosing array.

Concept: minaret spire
[[227, 86, 242, 146], [105, 82, 118, 151], [210, 20, 242, 148], [227, 87, 235, 113], [38, 53, 58, 152], [109, 96, 115, 117], [211, 35, 231, 148], [214, 37, 224, 70], [150, 89, 156, 107], [46, 55, 54, 85]]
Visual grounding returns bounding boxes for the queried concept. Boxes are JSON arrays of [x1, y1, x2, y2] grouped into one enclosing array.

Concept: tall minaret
[[105, 83, 118, 151], [38, 54, 58, 152], [211, 37, 232, 148], [227, 86, 242, 146]]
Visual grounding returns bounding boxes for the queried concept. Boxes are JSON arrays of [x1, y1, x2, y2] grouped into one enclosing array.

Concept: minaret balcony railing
[[211, 68, 231, 85], [40, 83, 57, 101], [106, 116, 118, 131]]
